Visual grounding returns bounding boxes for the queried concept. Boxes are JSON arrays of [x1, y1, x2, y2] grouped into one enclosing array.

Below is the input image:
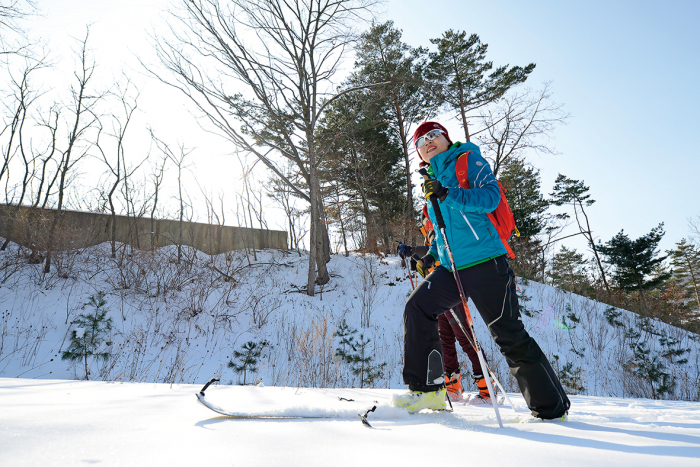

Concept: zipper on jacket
[[459, 211, 479, 240]]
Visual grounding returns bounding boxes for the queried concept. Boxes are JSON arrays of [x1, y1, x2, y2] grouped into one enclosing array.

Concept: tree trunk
[[390, 84, 414, 243], [315, 192, 330, 285], [460, 100, 470, 143], [307, 184, 318, 296], [578, 200, 611, 294], [455, 70, 471, 142], [306, 131, 326, 295], [349, 146, 378, 246], [177, 164, 184, 265], [244, 177, 258, 261], [637, 277, 649, 315], [335, 186, 349, 257], [684, 252, 700, 308], [316, 221, 330, 283]]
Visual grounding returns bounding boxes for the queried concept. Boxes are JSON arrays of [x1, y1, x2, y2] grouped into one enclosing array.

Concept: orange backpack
[[455, 152, 519, 259]]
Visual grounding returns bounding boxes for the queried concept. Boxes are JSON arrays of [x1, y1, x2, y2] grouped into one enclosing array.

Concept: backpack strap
[[421, 204, 435, 245], [496, 224, 516, 259], [455, 150, 517, 259], [455, 151, 472, 189]]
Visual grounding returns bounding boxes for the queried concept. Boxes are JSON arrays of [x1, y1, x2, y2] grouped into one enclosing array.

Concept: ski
[[196, 392, 338, 420], [195, 379, 505, 428], [195, 378, 378, 427]]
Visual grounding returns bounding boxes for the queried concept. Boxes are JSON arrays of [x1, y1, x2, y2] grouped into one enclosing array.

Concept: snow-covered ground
[[2, 377, 700, 466]]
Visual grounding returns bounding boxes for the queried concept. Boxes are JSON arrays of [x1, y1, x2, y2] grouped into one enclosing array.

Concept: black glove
[[396, 243, 413, 259], [411, 253, 435, 278], [422, 179, 448, 201]]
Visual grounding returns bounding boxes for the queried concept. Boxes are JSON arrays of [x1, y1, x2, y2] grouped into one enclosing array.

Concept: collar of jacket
[[427, 142, 469, 178]]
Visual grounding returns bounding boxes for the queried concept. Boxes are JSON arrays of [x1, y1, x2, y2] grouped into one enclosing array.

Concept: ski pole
[[419, 168, 504, 428], [397, 242, 416, 290], [445, 306, 520, 412], [404, 257, 415, 290]]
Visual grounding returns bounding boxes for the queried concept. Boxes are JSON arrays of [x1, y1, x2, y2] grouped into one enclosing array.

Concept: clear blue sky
[[385, 0, 700, 253], [22, 0, 700, 254]]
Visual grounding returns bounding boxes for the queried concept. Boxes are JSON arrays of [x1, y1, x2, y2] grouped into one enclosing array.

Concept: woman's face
[[418, 134, 450, 163]]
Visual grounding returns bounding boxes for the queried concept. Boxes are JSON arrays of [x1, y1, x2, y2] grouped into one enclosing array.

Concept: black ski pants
[[402, 255, 570, 419]]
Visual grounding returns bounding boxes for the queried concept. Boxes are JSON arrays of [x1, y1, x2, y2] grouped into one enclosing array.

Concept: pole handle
[[418, 168, 446, 230]]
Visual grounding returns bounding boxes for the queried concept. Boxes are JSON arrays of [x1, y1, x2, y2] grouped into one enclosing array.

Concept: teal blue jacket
[[425, 142, 506, 270]]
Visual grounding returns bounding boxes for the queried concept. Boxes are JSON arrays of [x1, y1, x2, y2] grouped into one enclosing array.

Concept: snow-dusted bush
[[62, 292, 113, 380]]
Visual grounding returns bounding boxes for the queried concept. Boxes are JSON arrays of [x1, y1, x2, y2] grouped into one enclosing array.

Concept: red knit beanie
[[413, 122, 452, 165]]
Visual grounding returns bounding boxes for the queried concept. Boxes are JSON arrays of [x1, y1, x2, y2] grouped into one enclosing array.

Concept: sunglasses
[[415, 129, 445, 149]]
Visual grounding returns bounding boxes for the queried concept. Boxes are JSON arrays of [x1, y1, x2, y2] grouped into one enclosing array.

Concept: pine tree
[[228, 340, 269, 385], [61, 292, 113, 380], [333, 320, 385, 388], [500, 159, 550, 238], [627, 339, 674, 399], [498, 158, 554, 280], [349, 21, 437, 239], [426, 30, 535, 142], [668, 238, 700, 309], [658, 331, 690, 365], [604, 306, 624, 328], [334, 319, 358, 362], [550, 246, 592, 297], [347, 334, 386, 388], [550, 175, 610, 294], [316, 92, 407, 251], [598, 224, 670, 314]]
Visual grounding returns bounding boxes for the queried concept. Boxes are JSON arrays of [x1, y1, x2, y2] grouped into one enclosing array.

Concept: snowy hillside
[[3, 242, 700, 466], [1, 241, 699, 402]]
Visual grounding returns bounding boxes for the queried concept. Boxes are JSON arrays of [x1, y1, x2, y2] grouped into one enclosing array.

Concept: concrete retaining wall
[[0, 205, 287, 255]]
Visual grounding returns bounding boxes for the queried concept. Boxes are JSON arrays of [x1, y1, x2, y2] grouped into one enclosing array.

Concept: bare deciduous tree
[[44, 29, 103, 273], [474, 82, 569, 177], [149, 0, 377, 296], [265, 162, 306, 255], [31, 103, 59, 209], [0, 52, 49, 250], [689, 216, 700, 243], [94, 78, 140, 258], [0, 0, 37, 56], [151, 132, 192, 265], [148, 151, 167, 251]]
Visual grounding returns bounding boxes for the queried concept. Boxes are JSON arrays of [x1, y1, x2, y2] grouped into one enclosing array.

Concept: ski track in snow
[[2, 378, 700, 466]]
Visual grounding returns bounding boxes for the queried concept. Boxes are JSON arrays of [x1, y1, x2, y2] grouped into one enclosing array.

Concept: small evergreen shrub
[[228, 340, 269, 385], [552, 355, 586, 394], [61, 292, 113, 380], [604, 306, 624, 327], [334, 319, 386, 388]]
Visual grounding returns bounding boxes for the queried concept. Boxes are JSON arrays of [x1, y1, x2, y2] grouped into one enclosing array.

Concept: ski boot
[[391, 388, 447, 413], [468, 375, 497, 405], [444, 372, 464, 402]]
